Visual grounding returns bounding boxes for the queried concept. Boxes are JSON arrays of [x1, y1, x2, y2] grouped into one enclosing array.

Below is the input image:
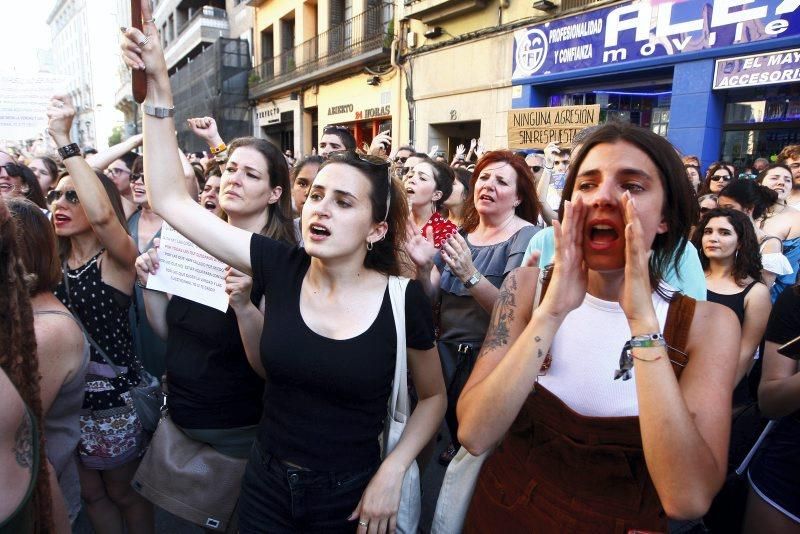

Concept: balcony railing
[[250, 2, 394, 95], [177, 6, 227, 37]]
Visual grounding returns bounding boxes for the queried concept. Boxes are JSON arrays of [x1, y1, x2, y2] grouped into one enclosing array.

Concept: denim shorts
[[238, 442, 379, 533]]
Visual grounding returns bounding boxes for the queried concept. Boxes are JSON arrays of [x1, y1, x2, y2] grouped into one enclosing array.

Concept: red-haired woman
[[406, 151, 540, 463]]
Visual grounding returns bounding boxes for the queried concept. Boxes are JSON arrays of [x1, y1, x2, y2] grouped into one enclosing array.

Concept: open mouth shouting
[[203, 199, 218, 211], [53, 212, 72, 227], [586, 219, 622, 251], [308, 222, 331, 241]]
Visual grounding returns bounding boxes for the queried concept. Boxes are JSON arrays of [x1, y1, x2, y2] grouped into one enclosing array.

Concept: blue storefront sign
[[713, 47, 800, 88], [512, 0, 800, 81]]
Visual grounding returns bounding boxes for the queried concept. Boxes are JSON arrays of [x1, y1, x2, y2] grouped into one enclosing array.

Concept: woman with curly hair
[[0, 196, 54, 533]]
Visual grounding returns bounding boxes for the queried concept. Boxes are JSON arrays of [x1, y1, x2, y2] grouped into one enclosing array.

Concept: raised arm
[[85, 133, 142, 171], [121, 10, 251, 273], [177, 149, 200, 199], [47, 96, 139, 272]]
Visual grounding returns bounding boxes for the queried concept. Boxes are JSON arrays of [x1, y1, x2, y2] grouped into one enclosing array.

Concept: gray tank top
[[35, 309, 89, 523]]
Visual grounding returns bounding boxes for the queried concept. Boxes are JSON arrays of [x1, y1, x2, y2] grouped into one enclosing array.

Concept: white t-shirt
[[537, 288, 672, 417]]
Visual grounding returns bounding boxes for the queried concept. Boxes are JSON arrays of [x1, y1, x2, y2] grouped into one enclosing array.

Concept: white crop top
[[537, 287, 673, 417]]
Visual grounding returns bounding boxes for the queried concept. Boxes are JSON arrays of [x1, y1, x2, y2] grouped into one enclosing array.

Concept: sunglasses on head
[[2, 163, 23, 177], [710, 175, 731, 182], [323, 125, 350, 134], [47, 189, 80, 205], [129, 173, 144, 183]]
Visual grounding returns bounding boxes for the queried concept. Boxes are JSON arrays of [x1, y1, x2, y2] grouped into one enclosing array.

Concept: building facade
[[48, 0, 124, 149], [249, 0, 398, 156], [510, 0, 800, 168]]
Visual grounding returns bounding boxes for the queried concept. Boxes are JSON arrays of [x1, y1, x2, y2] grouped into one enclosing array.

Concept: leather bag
[[132, 414, 247, 531], [384, 276, 422, 534]]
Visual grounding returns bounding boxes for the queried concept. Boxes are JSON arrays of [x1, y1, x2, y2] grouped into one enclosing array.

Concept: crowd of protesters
[[1, 7, 799, 534]]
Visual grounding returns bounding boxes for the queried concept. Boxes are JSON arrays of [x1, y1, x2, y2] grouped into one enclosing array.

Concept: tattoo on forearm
[[481, 271, 518, 354], [13, 414, 32, 470]]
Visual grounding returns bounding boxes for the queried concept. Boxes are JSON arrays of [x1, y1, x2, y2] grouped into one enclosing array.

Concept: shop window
[[548, 87, 671, 135]]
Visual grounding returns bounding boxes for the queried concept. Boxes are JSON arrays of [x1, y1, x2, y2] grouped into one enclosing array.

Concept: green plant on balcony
[[383, 19, 395, 50], [286, 56, 296, 71], [248, 72, 261, 85]]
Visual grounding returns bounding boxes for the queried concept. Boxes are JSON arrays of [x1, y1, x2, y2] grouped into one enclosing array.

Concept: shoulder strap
[[388, 276, 411, 420], [663, 294, 696, 378], [61, 263, 123, 378]]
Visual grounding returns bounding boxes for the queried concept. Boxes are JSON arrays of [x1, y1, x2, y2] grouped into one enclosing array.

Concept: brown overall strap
[[663, 294, 696, 379]]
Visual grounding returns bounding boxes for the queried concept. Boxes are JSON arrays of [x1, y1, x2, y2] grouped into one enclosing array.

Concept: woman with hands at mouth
[[405, 151, 539, 465], [458, 124, 740, 533], [120, 11, 445, 533]]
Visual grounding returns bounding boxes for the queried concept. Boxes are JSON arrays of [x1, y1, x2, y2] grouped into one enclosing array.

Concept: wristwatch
[[57, 143, 81, 161], [463, 271, 482, 289], [142, 103, 175, 118]]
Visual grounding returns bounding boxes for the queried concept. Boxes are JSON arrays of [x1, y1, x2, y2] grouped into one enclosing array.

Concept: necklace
[[478, 213, 516, 242], [65, 250, 103, 279]]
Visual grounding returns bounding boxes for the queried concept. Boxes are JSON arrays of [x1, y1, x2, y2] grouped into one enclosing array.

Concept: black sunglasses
[[46, 189, 80, 205], [394, 156, 408, 164], [710, 175, 731, 182], [129, 173, 144, 183], [2, 163, 23, 177]]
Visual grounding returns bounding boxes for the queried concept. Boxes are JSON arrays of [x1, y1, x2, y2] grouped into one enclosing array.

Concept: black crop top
[[250, 234, 435, 471]]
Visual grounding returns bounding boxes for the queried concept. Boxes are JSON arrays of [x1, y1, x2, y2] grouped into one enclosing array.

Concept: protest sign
[[146, 222, 229, 312], [508, 105, 600, 150], [0, 74, 66, 141]]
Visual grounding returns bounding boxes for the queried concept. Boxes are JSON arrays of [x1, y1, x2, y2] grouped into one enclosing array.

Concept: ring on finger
[[138, 35, 150, 47], [144, 17, 156, 23], [358, 520, 368, 527]]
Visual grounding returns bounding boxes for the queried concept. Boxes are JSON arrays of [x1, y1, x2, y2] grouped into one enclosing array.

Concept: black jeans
[[439, 341, 481, 449], [238, 442, 379, 533]]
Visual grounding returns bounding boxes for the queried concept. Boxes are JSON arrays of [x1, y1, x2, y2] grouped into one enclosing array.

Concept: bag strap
[[663, 293, 696, 378], [61, 262, 124, 378], [388, 276, 411, 420]]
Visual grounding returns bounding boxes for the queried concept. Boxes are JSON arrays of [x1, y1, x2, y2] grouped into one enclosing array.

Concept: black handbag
[[61, 263, 163, 433]]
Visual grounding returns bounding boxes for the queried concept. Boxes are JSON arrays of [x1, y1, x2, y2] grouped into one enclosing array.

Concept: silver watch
[[142, 103, 175, 118], [463, 271, 482, 288]]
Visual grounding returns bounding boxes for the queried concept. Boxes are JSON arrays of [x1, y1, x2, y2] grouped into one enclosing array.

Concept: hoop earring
[[367, 240, 374, 251]]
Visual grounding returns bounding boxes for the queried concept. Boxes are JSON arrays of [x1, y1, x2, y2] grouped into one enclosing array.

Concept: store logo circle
[[517, 28, 548, 74]]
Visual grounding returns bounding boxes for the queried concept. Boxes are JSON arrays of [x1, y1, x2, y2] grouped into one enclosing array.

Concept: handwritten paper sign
[[0, 74, 67, 141], [508, 105, 600, 150], [146, 222, 229, 312]]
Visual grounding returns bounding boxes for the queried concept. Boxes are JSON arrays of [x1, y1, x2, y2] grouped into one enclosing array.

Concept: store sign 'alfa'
[[512, 0, 800, 80]]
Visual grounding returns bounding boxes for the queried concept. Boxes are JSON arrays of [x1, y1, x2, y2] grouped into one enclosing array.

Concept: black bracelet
[[57, 143, 81, 161]]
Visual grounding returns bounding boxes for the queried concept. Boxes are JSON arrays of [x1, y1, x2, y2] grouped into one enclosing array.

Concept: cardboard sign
[[508, 105, 600, 149]]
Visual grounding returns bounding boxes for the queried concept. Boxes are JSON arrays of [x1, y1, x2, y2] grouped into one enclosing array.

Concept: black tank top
[[706, 281, 758, 326]]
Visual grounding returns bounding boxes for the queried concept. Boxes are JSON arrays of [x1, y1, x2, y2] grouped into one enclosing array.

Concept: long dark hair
[[321, 151, 408, 276], [18, 165, 47, 209], [558, 122, 697, 290], [692, 207, 763, 284], [225, 137, 297, 246], [33, 156, 59, 191], [461, 150, 540, 233], [425, 160, 454, 212], [698, 162, 735, 196], [0, 198, 53, 533], [718, 180, 778, 220]]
